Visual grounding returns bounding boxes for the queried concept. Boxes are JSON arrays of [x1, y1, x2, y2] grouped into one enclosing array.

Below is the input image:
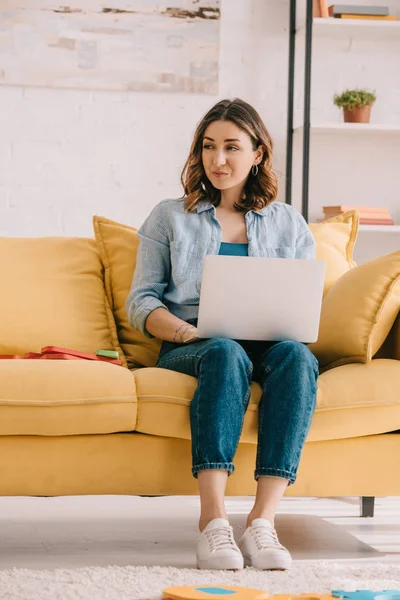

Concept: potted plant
[[333, 88, 376, 123]]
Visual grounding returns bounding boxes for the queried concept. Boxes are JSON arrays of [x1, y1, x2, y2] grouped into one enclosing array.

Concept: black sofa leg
[[361, 496, 375, 517]]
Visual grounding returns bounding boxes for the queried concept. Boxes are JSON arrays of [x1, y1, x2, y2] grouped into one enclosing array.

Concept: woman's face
[[201, 120, 262, 192]]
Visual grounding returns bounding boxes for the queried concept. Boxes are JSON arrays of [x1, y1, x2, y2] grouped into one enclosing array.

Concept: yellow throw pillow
[[309, 210, 359, 296], [0, 237, 125, 365], [309, 250, 400, 371], [93, 216, 161, 369]]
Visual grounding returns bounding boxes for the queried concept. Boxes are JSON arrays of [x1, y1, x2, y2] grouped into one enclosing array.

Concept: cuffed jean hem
[[254, 467, 295, 486], [192, 462, 235, 479]]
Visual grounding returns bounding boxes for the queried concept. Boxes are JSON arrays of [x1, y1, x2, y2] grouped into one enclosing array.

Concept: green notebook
[[96, 350, 119, 359]]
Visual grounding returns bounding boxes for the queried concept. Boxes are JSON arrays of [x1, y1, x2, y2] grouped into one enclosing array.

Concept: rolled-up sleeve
[[125, 203, 171, 339], [295, 212, 316, 260]]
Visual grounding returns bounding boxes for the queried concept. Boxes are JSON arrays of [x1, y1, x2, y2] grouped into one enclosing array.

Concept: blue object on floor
[[195, 590, 236, 596], [332, 591, 400, 600]]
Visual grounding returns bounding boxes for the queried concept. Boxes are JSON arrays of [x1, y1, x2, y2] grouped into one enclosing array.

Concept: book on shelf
[[328, 5, 390, 17], [359, 213, 392, 220], [323, 205, 391, 214], [324, 212, 392, 220], [335, 14, 398, 20], [359, 218, 394, 225], [324, 207, 390, 214], [321, 206, 394, 225], [318, 217, 394, 225]]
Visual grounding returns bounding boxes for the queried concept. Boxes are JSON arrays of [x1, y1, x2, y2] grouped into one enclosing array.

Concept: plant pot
[[343, 105, 371, 123]]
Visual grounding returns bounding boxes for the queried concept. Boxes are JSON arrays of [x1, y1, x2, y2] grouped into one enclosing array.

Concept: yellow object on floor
[[163, 586, 269, 600], [162, 591, 352, 600]]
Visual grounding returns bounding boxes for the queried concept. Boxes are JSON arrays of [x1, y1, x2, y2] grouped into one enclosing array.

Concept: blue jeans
[[155, 318, 319, 485]]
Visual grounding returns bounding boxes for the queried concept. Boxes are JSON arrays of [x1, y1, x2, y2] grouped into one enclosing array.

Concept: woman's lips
[[212, 172, 229, 178]]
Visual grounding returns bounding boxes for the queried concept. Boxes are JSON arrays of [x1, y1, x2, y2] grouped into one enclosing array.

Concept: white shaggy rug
[[0, 562, 399, 600]]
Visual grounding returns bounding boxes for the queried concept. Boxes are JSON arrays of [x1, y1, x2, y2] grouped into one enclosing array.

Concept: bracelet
[[173, 324, 191, 343], [177, 325, 192, 343], [172, 323, 186, 343], [173, 324, 196, 344], [172, 323, 193, 343]]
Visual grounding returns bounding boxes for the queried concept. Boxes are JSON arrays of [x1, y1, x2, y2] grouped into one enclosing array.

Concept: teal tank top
[[218, 242, 249, 257]]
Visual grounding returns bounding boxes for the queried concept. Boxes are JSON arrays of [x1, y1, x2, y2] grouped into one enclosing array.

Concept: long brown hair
[[181, 98, 278, 213]]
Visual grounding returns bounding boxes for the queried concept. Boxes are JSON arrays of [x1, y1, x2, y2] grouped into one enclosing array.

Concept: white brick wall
[[0, 0, 289, 237], [0, 0, 399, 243]]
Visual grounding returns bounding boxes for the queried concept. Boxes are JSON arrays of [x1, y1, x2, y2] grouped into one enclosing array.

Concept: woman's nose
[[213, 150, 226, 167]]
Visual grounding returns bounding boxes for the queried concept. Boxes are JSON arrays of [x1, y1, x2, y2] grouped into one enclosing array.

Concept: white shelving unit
[[294, 123, 400, 135], [298, 17, 400, 38], [292, 10, 400, 263], [359, 225, 400, 233], [355, 225, 400, 264]]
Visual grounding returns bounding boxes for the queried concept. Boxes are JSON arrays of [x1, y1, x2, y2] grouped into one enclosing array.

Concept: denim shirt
[[126, 197, 316, 338]]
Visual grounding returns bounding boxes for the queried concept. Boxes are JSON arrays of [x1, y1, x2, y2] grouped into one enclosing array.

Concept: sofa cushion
[[308, 210, 358, 296], [309, 250, 400, 371], [92, 211, 358, 369], [133, 359, 400, 444], [0, 360, 137, 436], [93, 216, 161, 370], [0, 237, 125, 365]]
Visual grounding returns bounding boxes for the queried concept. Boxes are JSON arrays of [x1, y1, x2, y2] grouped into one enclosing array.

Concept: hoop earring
[[252, 164, 259, 176], [201, 181, 207, 191]]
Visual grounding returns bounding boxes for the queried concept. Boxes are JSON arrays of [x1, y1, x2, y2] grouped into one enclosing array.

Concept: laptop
[[196, 255, 326, 343]]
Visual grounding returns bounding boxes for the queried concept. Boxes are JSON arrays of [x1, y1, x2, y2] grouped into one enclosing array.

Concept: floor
[[0, 496, 399, 570]]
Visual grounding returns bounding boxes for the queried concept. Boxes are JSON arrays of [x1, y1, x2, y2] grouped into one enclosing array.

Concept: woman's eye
[[202, 145, 238, 151]]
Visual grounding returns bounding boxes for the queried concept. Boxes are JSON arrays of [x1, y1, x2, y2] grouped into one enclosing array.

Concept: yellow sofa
[[1, 209, 399, 519]]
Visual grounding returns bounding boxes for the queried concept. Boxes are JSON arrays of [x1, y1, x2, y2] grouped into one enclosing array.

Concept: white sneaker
[[196, 518, 244, 570], [238, 518, 292, 570]]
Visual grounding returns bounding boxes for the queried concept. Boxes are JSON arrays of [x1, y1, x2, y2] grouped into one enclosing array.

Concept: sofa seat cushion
[[134, 359, 400, 443], [0, 360, 137, 436]]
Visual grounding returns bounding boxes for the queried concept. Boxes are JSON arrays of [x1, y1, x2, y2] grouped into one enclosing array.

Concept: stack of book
[[327, 4, 398, 20], [320, 205, 394, 225]]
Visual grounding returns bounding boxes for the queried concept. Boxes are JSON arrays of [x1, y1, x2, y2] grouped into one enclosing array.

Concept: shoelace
[[251, 525, 285, 551], [206, 527, 238, 552]]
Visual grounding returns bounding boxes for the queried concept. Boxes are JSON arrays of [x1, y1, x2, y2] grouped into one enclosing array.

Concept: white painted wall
[[0, 0, 289, 237], [0, 0, 399, 266]]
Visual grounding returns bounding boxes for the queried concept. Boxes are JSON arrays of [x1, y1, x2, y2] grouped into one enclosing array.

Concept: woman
[[126, 98, 319, 572]]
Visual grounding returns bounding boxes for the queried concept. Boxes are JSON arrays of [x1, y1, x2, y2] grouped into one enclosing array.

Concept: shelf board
[[298, 17, 400, 37], [358, 225, 400, 233], [294, 123, 400, 134]]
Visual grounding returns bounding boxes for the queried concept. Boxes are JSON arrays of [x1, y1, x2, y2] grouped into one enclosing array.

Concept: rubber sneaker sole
[[197, 554, 244, 570], [243, 552, 292, 571]]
